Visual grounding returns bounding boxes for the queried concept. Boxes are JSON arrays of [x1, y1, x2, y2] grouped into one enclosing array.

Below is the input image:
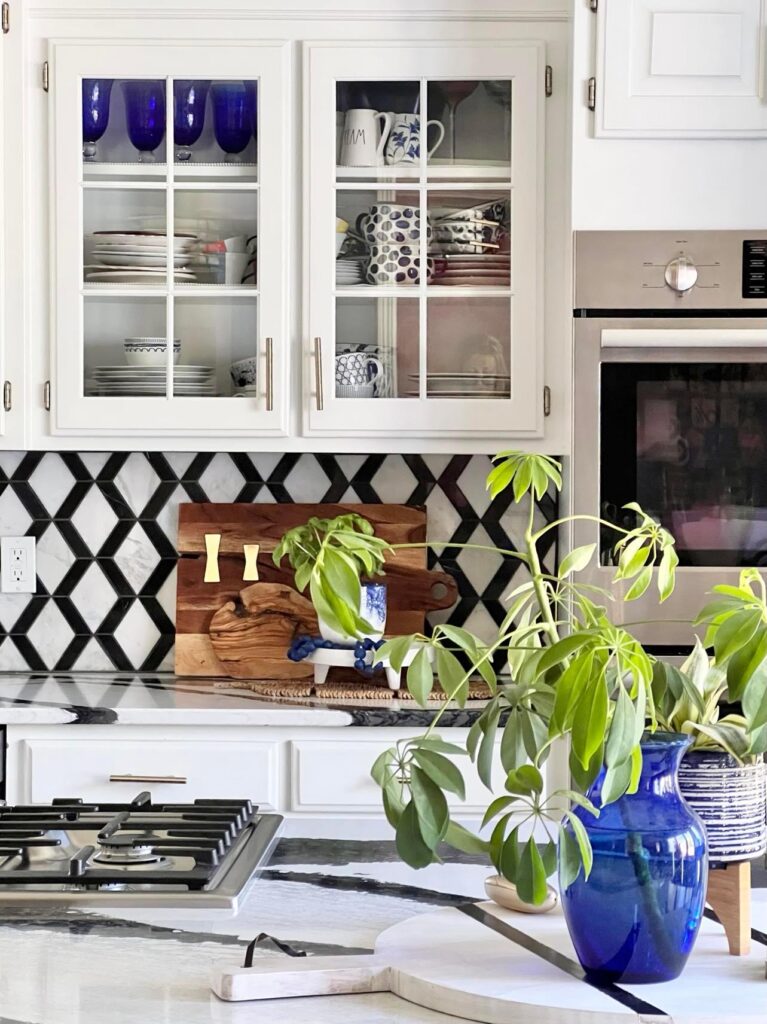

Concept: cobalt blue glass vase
[[559, 732, 707, 984], [82, 79, 113, 161], [121, 80, 166, 162], [211, 82, 255, 160], [173, 80, 210, 161]]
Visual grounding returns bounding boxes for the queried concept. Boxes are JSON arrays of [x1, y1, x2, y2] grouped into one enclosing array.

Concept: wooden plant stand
[[707, 860, 751, 955]]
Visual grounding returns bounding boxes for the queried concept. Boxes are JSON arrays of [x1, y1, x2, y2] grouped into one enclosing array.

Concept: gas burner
[[0, 793, 281, 907], [93, 833, 169, 868]]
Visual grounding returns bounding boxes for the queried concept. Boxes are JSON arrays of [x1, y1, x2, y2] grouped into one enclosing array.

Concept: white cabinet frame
[[48, 39, 290, 437], [303, 41, 546, 437]]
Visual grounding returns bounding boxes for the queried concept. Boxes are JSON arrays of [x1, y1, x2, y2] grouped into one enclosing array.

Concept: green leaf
[[557, 824, 582, 889], [727, 628, 767, 703], [566, 812, 593, 879], [520, 711, 548, 764], [321, 548, 361, 611], [539, 839, 557, 878], [434, 646, 470, 707], [416, 737, 468, 757], [489, 813, 512, 872], [512, 460, 533, 503], [571, 673, 608, 769], [536, 634, 594, 678], [714, 609, 763, 664], [500, 825, 520, 883], [625, 565, 652, 601], [569, 740, 604, 792], [549, 652, 594, 736], [384, 634, 417, 673], [395, 800, 433, 868], [409, 766, 449, 850], [560, 789, 599, 817], [600, 758, 632, 805], [605, 684, 635, 769], [505, 764, 543, 796], [559, 544, 596, 578], [466, 718, 482, 761], [371, 747, 396, 788], [742, 666, 767, 732], [477, 702, 501, 790], [626, 743, 643, 794], [444, 821, 488, 856], [515, 836, 548, 905], [614, 537, 650, 581], [500, 711, 526, 773], [412, 749, 466, 800], [693, 722, 750, 762], [657, 545, 679, 602], [481, 795, 517, 830], [407, 647, 434, 707], [382, 785, 404, 829]]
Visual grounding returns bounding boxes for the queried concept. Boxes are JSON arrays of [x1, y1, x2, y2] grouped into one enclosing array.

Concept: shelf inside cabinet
[[336, 161, 511, 182], [83, 162, 259, 181]]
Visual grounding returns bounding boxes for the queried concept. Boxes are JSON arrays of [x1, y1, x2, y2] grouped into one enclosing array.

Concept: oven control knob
[[664, 255, 698, 293]]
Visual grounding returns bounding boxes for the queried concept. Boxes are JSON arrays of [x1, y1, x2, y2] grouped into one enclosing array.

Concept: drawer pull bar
[[109, 774, 188, 785]]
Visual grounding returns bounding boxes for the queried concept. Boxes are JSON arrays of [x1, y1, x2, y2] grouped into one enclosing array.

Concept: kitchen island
[[0, 817, 491, 1024]]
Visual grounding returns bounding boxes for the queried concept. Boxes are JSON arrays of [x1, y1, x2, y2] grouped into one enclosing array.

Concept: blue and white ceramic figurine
[[384, 113, 445, 165]]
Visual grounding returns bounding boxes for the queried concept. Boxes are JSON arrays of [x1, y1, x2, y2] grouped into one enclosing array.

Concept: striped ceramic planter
[[678, 750, 766, 862]]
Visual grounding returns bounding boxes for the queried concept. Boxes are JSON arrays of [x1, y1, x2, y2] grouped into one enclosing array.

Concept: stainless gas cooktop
[[0, 791, 282, 908]]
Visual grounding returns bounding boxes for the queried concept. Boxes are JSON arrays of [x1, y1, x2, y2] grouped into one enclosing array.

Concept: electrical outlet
[[1, 536, 36, 594]]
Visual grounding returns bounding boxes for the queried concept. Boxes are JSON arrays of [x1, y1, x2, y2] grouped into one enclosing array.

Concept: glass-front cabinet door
[[305, 42, 545, 436], [49, 41, 288, 436]]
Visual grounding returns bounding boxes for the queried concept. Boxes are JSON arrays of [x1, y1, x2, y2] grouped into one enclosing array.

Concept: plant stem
[[392, 541, 530, 564], [525, 494, 560, 647], [532, 514, 633, 544]]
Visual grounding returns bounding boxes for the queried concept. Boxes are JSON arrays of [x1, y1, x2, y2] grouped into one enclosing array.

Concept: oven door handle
[[601, 328, 767, 349], [109, 774, 188, 784]]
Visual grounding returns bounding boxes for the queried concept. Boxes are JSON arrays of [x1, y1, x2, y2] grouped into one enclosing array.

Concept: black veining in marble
[[259, 869, 471, 907], [268, 838, 486, 867]]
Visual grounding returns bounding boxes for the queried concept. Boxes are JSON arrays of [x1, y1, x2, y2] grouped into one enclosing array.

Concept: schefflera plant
[[370, 453, 679, 905]]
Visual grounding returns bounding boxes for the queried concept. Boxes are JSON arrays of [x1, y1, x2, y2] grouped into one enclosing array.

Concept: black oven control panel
[[742, 240, 767, 298]]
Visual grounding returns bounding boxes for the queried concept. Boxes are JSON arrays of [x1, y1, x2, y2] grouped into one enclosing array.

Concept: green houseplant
[[273, 512, 391, 643]]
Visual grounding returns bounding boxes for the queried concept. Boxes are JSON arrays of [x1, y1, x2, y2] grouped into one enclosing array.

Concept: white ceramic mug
[[385, 114, 445, 165], [335, 352, 384, 387], [339, 109, 392, 167]]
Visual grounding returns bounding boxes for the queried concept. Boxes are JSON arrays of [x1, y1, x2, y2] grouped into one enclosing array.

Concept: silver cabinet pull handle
[[313, 337, 324, 411], [265, 337, 274, 412], [109, 774, 187, 784], [2, 381, 10, 412], [43, 380, 51, 411]]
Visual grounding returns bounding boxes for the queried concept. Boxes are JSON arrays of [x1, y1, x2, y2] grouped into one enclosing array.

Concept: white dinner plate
[[91, 232, 196, 251], [85, 271, 197, 283], [92, 254, 190, 268]]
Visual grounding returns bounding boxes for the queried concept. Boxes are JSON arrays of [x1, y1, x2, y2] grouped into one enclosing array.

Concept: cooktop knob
[[664, 255, 698, 294]]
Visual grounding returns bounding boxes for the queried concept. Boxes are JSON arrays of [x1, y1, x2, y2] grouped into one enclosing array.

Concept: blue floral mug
[[385, 114, 445, 166]]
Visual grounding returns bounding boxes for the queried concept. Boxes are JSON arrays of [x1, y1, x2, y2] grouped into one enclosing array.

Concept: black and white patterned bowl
[[366, 244, 434, 285], [678, 750, 766, 862]]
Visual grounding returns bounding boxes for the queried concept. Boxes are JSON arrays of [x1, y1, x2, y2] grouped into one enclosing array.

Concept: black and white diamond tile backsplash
[[0, 452, 557, 673]]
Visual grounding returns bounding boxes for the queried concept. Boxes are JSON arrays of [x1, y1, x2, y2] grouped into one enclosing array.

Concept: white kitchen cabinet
[[10, 2, 568, 453], [304, 41, 546, 437], [595, 0, 767, 138], [48, 39, 290, 437]]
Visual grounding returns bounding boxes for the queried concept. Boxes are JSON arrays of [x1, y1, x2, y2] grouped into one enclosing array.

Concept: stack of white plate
[[336, 257, 366, 286], [86, 365, 216, 397], [86, 231, 198, 285], [431, 253, 510, 287], [407, 372, 511, 398]]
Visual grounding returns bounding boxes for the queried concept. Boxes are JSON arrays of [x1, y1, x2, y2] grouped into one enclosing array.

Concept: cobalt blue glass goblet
[[121, 80, 166, 163], [82, 79, 113, 161], [173, 80, 209, 162], [211, 82, 255, 162]]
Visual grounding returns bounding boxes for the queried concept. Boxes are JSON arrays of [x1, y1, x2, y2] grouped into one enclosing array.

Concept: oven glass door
[[601, 350, 767, 569]]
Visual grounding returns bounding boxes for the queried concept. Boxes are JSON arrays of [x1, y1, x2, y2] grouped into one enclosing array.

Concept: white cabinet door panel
[[21, 738, 279, 807], [597, 0, 767, 137]]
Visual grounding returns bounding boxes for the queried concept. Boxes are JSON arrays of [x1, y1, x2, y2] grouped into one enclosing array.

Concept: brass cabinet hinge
[[1, 4, 9, 34], [43, 380, 51, 411], [42, 60, 49, 92], [543, 385, 551, 418], [587, 77, 596, 112], [545, 65, 553, 98], [2, 381, 11, 412]]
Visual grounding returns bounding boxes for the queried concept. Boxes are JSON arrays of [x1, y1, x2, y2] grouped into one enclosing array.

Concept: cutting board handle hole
[[431, 582, 449, 601]]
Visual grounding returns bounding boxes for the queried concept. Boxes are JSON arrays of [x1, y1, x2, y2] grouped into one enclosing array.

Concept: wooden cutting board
[[175, 503, 458, 679]]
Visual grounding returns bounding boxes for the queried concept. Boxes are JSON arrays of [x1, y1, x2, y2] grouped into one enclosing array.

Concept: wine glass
[[435, 81, 478, 162], [211, 82, 255, 163], [82, 79, 113, 161], [121, 80, 166, 163], [173, 80, 210, 162]]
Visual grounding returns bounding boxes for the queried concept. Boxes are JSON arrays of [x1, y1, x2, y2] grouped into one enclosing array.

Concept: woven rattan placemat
[[221, 678, 492, 700]]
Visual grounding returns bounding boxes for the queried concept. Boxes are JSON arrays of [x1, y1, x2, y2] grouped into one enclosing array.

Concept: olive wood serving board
[[175, 503, 457, 680]]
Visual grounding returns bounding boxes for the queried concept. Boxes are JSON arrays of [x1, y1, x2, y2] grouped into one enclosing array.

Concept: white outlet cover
[[1, 536, 36, 594]]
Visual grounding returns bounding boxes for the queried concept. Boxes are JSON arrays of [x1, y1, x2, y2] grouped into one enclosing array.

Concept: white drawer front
[[22, 739, 279, 808], [290, 739, 499, 814]]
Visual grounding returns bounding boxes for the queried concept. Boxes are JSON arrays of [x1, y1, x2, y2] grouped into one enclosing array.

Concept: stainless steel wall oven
[[574, 231, 767, 647]]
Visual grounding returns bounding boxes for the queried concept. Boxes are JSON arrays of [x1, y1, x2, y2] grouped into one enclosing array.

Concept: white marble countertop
[[0, 672, 490, 727], [0, 817, 492, 1024]]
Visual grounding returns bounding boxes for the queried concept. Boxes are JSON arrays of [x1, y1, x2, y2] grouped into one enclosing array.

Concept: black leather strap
[[243, 932, 308, 967]]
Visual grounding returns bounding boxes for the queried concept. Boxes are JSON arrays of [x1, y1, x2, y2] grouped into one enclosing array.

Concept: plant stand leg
[[313, 663, 330, 686], [706, 860, 751, 956], [385, 666, 401, 692]]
